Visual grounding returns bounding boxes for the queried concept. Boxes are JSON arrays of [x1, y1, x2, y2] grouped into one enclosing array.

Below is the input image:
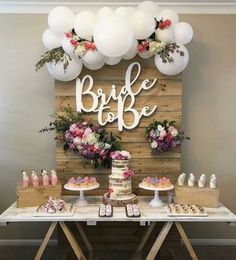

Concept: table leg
[[60, 222, 86, 260], [175, 222, 198, 260], [75, 222, 93, 260], [131, 222, 156, 260], [34, 222, 57, 260], [146, 222, 173, 260]]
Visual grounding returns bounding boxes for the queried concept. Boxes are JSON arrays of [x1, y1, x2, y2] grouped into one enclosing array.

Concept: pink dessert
[[142, 176, 171, 188], [67, 176, 98, 188]]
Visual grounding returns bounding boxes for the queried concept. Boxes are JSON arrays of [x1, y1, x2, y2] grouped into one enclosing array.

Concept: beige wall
[[0, 14, 236, 239]]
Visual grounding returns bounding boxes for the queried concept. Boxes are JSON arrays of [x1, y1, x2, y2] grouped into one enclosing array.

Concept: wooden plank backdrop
[[56, 57, 182, 251]]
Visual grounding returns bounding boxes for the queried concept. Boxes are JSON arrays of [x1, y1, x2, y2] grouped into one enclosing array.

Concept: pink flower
[[73, 137, 82, 146], [70, 39, 78, 47], [123, 169, 135, 179], [69, 123, 77, 132], [83, 127, 93, 137], [65, 32, 72, 38]]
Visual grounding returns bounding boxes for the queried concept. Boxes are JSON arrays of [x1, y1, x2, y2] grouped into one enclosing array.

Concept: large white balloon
[[42, 29, 62, 50], [47, 57, 82, 81], [156, 28, 175, 44], [97, 7, 113, 19], [115, 7, 130, 18], [138, 50, 154, 59], [156, 9, 179, 25], [83, 60, 105, 70], [174, 22, 193, 45], [154, 45, 189, 75], [122, 40, 138, 60], [130, 10, 156, 39], [74, 11, 97, 40], [137, 1, 160, 18], [94, 14, 134, 57], [61, 36, 75, 56], [105, 56, 121, 65], [126, 7, 136, 15], [82, 50, 105, 65], [48, 6, 75, 36]]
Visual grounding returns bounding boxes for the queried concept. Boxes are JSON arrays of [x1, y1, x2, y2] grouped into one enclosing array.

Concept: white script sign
[[76, 62, 157, 131]]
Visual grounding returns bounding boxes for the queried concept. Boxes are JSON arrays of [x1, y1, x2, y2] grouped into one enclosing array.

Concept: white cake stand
[[139, 183, 174, 207], [64, 183, 99, 206]]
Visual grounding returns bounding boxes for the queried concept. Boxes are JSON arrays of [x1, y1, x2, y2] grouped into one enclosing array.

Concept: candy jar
[[21, 170, 29, 189], [51, 170, 58, 186], [31, 171, 40, 187], [41, 169, 50, 186]]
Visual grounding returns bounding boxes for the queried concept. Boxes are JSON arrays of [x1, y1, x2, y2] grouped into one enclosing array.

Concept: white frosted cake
[[108, 159, 136, 200]]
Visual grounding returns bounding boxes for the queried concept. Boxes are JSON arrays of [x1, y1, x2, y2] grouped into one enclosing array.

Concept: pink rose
[[73, 137, 82, 146], [83, 127, 93, 137]]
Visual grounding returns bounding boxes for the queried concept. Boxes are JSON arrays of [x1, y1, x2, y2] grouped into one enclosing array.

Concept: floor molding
[[183, 239, 236, 246], [0, 239, 58, 246], [0, 1, 236, 14]]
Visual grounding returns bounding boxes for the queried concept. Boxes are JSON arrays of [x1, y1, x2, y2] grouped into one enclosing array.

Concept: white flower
[[158, 125, 164, 131], [151, 141, 158, 149], [159, 130, 167, 138], [171, 128, 178, 137], [84, 133, 98, 145], [120, 150, 131, 159], [104, 143, 111, 150], [74, 44, 86, 56]]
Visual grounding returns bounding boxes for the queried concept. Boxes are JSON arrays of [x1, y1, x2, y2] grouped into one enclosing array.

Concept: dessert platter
[[125, 204, 141, 218], [166, 203, 208, 217], [34, 197, 75, 217], [103, 151, 137, 206], [139, 177, 174, 207], [98, 204, 113, 217], [64, 176, 99, 206]]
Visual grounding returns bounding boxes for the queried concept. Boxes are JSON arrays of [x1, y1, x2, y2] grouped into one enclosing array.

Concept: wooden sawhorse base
[[132, 222, 198, 260]]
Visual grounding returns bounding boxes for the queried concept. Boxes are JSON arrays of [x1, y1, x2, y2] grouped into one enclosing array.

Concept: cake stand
[[64, 183, 99, 206], [139, 183, 174, 207]]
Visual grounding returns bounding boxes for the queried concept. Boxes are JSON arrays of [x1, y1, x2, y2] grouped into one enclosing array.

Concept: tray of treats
[[34, 197, 75, 217], [166, 203, 208, 217], [125, 204, 141, 218], [98, 204, 113, 217]]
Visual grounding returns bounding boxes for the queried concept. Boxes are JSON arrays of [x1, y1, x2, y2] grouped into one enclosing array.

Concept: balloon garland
[[36, 1, 193, 81]]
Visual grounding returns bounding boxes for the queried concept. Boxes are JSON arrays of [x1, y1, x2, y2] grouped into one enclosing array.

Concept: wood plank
[[56, 95, 181, 112], [55, 79, 182, 97]]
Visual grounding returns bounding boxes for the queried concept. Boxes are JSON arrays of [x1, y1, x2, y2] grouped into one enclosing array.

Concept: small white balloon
[[74, 11, 97, 40], [48, 6, 75, 36], [47, 57, 82, 81], [130, 10, 156, 39], [174, 22, 193, 45], [94, 14, 134, 57], [83, 60, 105, 70], [97, 7, 113, 19], [156, 28, 175, 43], [82, 50, 105, 65], [122, 40, 138, 60], [126, 7, 136, 15], [137, 1, 160, 18], [138, 50, 154, 59], [115, 7, 130, 18], [42, 28, 62, 50], [156, 9, 179, 25], [154, 45, 189, 75], [105, 56, 121, 65], [61, 36, 75, 56]]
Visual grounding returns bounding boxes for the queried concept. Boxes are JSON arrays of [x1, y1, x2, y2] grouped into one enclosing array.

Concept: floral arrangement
[[110, 150, 131, 160], [145, 120, 189, 154], [123, 169, 135, 179], [40, 106, 121, 168]]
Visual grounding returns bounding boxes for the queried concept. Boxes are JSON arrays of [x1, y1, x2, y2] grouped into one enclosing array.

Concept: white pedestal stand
[[64, 183, 100, 206], [139, 183, 174, 207]]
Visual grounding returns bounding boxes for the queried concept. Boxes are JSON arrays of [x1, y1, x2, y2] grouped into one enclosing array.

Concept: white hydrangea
[[84, 133, 98, 145], [151, 141, 158, 149], [120, 150, 131, 159]]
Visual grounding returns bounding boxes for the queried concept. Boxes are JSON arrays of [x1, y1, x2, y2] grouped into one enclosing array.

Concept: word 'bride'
[[76, 62, 157, 131]]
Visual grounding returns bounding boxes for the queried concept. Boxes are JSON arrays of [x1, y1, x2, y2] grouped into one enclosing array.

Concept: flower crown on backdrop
[[36, 1, 193, 81]]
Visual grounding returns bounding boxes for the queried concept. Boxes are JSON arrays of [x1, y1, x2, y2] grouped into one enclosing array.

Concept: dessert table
[[1, 196, 236, 260]]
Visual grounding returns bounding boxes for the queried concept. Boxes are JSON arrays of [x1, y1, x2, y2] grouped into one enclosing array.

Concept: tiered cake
[[103, 151, 136, 206]]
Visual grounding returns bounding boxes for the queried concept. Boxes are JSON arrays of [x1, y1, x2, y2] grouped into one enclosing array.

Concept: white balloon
[[126, 7, 136, 15], [61, 36, 75, 56], [154, 45, 189, 75], [74, 11, 97, 40], [83, 60, 105, 70], [122, 40, 138, 60], [156, 9, 179, 25], [47, 57, 82, 81], [137, 1, 160, 18], [105, 56, 121, 65], [156, 28, 175, 43], [94, 14, 134, 57], [138, 50, 154, 59], [97, 7, 113, 19], [115, 7, 130, 18], [174, 22, 193, 45], [48, 6, 74, 36], [42, 28, 62, 50], [130, 10, 156, 39], [82, 50, 105, 65]]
